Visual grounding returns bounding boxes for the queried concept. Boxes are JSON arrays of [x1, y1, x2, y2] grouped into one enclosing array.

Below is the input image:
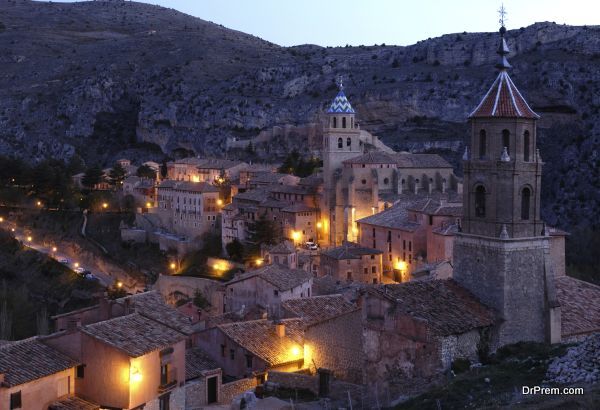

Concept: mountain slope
[[0, 0, 599, 229]]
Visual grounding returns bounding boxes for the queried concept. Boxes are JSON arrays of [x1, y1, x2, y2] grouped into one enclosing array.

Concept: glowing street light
[[217, 199, 223, 206], [26, 236, 32, 242], [102, 203, 108, 209], [146, 202, 152, 208], [291, 231, 301, 242], [255, 258, 263, 266], [316, 221, 322, 229], [170, 262, 177, 270], [52, 246, 57, 253], [36, 201, 42, 207], [0, 217, 4, 222], [117, 281, 123, 288], [74, 262, 79, 268]]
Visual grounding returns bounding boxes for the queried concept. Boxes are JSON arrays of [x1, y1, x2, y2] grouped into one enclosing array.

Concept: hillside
[[0, 0, 599, 230]]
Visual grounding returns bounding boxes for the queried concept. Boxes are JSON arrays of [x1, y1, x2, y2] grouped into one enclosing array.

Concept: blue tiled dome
[[327, 90, 355, 114]]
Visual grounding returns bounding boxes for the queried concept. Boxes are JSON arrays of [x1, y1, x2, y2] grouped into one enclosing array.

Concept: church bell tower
[[453, 15, 561, 349], [322, 80, 362, 245]]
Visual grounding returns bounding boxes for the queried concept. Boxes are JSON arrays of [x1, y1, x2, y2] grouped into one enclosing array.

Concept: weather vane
[[498, 3, 507, 28]]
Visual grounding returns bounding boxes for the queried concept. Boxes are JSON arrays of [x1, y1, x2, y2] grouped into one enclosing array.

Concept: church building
[[453, 23, 562, 348]]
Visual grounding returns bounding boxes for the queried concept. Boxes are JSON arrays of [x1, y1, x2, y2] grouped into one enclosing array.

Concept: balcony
[[158, 366, 178, 393]]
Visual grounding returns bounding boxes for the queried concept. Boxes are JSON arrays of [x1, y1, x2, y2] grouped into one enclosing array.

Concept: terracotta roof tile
[[218, 319, 304, 366], [321, 242, 382, 260], [226, 263, 312, 291], [48, 396, 99, 410], [119, 291, 193, 335], [556, 276, 600, 338], [370, 279, 497, 336], [186, 347, 220, 380], [282, 295, 357, 326], [81, 313, 186, 357], [0, 338, 79, 387], [470, 71, 539, 119]]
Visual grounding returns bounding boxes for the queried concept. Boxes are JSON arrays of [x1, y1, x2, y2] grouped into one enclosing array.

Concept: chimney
[[275, 321, 285, 338]]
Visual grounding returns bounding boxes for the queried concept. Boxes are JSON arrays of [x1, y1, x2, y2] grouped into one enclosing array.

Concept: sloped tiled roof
[[218, 318, 304, 366], [186, 347, 220, 380], [81, 313, 186, 357], [281, 203, 318, 213], [394, 153, 453, 168], [0, 337, 79, 387], [321, 242, 382, 260], [267, 240, 296, 255], [357, 202, 420, 231], [370, 279, 497, 336], [469, 71, 539, 119], [555, 276, 600, 338], [282, 295, 357, 326], [407, 198, 463, 217], [327, 90, 355, 114], [432, 223, 460, 236], [343, 151, 398, 165], [226, 263, 312, 291], [157, 180, 218, 193], [49, 397, 100, 410], [119, 291, 193, 335]]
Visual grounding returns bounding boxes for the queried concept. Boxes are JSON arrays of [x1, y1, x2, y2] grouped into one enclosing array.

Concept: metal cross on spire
[[337, 75, 344, 91], [498, 3, 507, 28]]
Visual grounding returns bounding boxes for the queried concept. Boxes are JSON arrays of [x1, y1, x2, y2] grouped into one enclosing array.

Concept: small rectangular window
[[221, 344, 225, 357], [246, 355, 253, 368], [10, 392, 22, 410], [230, 349, 235, 360], [76, 364, 85, 378]]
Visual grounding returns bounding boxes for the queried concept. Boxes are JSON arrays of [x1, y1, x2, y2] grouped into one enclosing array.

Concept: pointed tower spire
[[496, 5, 511, 70], [468, 5, 539, 120]]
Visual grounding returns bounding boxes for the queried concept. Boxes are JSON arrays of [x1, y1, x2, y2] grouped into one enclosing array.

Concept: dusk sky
[[57, 0, 599, 46]]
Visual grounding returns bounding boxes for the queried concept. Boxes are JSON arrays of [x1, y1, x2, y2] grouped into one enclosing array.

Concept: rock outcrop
[[0, 0, 598, 228]]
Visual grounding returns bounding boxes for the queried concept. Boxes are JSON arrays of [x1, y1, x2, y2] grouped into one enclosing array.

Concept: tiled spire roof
[[327, 82, 355, 114], [469, 25, 539, 120]]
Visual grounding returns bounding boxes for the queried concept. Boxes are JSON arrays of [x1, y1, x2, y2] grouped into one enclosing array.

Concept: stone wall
[[154, 274, 223, 313], [453, 234, 549, 349], [440, 329, 481, 369], [267, 371, 318, 394], [304, 310, 363, 384], [185, 371, 221, 409], [144, 386, 186, 410], [220, 378, 257, 404]]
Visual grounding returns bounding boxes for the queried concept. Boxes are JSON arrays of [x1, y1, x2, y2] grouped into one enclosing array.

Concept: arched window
[[521, 187, 531, 220], [346, 137, 351, 147], [502, 129, 510, 153], [337, 138, 343, 149], [479, 129, 487, 158], [475, 185, 486, 217], [523, 131, 530, 162], [342, 117, 347, 128], [383, 177, 389, 185], [332, 117, 337, 128]]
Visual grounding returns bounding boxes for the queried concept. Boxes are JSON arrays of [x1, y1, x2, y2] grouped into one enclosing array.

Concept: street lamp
[[52, 246, 57, 253], [102, 203, 108, 209], [74, 262, 79, 268], [117, 281, 123, 288], [36, 201, 42, 207], [170, 262, 177, 270], [0, 217, 4, 223], [217, 199, 223, 206], [26, 236, 32, 242]]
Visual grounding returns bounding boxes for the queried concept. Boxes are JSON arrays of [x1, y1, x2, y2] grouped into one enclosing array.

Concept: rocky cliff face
[[0, 0, 598, 228]]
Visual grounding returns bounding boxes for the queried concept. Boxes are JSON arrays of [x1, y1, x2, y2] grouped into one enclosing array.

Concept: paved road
[[6, 222, 115, 288]]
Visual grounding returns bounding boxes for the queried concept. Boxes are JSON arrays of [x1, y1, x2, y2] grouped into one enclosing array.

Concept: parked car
[[308, 244, 319, 251], [84, 273, 99, 282], [305, 241, 316, 248], [58, 258, 70, 264], [74, 267, 85, 274]]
